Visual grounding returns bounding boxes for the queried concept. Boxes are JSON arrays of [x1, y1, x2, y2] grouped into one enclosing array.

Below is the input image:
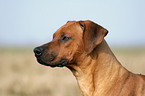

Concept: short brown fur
[[34, 20, 145, 96]]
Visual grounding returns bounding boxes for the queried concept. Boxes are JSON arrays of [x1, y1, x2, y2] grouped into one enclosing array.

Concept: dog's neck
[[67, 40, 129, 96]]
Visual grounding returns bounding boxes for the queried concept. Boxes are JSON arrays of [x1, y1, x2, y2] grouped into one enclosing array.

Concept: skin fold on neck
[[67, 40, 129, 96]]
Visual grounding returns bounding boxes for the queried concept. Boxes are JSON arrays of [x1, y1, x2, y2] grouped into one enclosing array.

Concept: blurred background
[[0, 0, 145, 96]]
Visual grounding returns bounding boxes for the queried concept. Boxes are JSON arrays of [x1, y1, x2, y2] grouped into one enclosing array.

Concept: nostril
[[34, 47, 43, 57], [35, 49, 41, 55]]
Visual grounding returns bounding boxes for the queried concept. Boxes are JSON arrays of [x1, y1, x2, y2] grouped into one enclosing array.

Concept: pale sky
[[0, 0, 145, 47]]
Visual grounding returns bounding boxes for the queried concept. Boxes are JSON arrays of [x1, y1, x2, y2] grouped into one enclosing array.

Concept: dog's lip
[[36, 58, 68, 67]]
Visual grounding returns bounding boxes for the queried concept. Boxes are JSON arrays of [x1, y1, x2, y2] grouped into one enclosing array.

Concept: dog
[[34, 20, 145, 96]]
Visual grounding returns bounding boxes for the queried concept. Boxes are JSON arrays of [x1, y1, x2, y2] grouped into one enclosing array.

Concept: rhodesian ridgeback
[[34, 20, 145, 96]]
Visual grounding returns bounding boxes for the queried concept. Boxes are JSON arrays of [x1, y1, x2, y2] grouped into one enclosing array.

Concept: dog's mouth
[[36, 58, 68, 67]]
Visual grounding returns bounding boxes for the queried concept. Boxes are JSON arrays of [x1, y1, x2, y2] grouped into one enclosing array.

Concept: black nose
[[33, 47, 44, 57]]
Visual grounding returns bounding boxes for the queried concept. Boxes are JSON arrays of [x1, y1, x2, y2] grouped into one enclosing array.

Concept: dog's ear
[[79, 20, 108, 54]]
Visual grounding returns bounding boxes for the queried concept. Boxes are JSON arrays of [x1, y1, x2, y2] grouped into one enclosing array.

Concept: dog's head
[[33, 20, 108, 67]]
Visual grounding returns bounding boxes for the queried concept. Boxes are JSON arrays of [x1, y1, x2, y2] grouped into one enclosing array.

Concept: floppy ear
[[79, 20, 108, 54]]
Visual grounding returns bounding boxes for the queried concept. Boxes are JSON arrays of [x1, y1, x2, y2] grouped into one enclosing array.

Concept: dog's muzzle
[[33, 46, 68, 67]]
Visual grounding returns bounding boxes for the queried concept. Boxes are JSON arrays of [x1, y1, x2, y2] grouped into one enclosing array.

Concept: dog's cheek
[[68, 47, 80, 63], [66, 50, 73, 61]]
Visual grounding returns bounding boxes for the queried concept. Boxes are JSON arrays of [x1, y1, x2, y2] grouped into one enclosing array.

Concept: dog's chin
[[36, 58, 68, 67]]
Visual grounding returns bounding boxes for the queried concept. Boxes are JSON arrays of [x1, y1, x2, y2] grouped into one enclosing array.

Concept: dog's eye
[[62, 36, 71, 41]]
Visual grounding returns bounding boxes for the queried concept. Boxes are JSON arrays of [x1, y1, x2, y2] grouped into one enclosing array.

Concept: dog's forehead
[[53, 21, 82, 37], [63, 21, 79, 30]]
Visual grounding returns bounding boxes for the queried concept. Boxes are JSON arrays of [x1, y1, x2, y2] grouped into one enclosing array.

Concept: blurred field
[[0, 47, 145, 96]]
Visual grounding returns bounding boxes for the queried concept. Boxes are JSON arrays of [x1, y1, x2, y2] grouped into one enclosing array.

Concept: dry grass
[[0, 47, 145, 96]]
